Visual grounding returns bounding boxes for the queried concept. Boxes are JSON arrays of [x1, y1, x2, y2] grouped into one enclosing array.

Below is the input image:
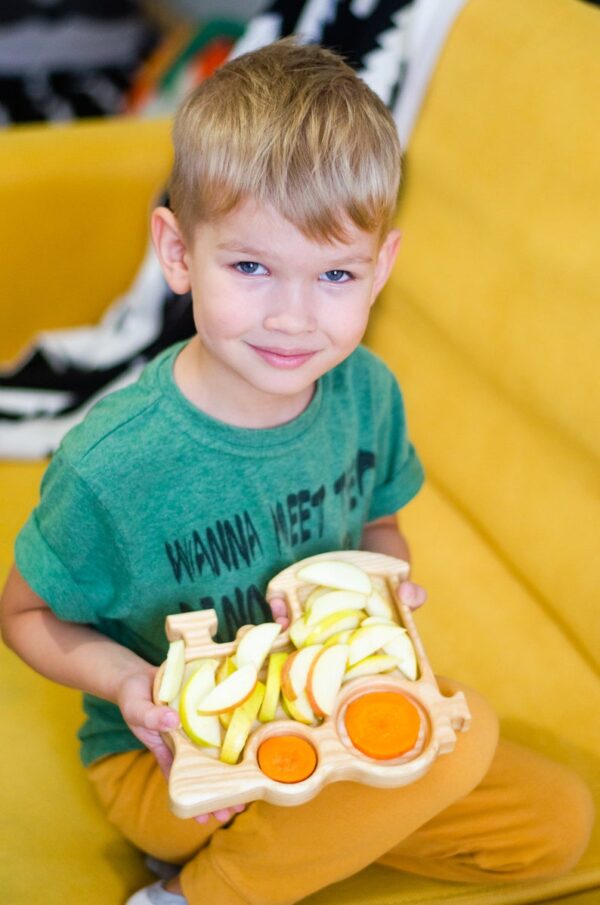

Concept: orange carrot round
[[257, 735, 318, 783], [344, 691, 422, 760]]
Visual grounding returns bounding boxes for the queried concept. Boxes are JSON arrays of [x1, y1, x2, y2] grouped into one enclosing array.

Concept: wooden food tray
[[153, 551, 471, 817]]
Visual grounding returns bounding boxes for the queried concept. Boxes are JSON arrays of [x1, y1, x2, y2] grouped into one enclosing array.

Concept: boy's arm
[[0, 564, 179, 774], [360, 514, 427, 610]]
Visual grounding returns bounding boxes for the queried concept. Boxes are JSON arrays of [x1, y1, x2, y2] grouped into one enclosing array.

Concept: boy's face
[[152, 198, 400, 422]]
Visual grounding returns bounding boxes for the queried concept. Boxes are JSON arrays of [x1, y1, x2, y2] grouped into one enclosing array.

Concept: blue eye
[[321, 269, 351, 283], [234, 261, 268, 275]]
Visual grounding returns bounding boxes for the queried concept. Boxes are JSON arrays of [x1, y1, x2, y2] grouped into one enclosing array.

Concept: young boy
[[0, 40, 593, 905]]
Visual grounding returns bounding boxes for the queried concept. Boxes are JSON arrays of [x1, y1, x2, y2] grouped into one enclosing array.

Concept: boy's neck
[[172, 338, 317, 429]]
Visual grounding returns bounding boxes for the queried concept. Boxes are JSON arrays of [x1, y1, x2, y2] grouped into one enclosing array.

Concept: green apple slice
[[383, 632, 419, 680], [217, 658, 237, 728], [296, 560, 372, 595], [361, 615, 403, 627], [235, 622, 283, 672], [304, 610, 364, 646], [365, 589, 397, 621], [220, 681, 265, 765], [342, 653, 399, 682], [171, 657, 220, 712], [306, 644, 350, 717], [282, 689, 318, 724], [197, 663, 258, 715], [259, 652, 288, 722], [180, 662, 222, 747], [157, 639, 186, 703], [302, 586, 329, 612], [347, 623, 406, 666], [305, 590, 367, 626]]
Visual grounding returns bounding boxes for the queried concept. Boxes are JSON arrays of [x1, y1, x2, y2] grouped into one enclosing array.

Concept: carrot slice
[[344, 691, 422, 760], [257, 735, 318, 784]]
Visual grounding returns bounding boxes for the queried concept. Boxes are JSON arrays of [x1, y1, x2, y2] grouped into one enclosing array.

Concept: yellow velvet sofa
[[1, 0, 598, 903]]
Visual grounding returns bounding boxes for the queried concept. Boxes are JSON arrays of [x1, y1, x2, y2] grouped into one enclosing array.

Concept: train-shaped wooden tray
[[153, 551, 471, 818]]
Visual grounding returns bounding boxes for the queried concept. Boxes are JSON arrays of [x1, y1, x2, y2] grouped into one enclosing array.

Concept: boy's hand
[[117, 669, 179, 777], [117, 669, 249, 825], [398, 580, 427, 610], [269, 596, 290, 630]]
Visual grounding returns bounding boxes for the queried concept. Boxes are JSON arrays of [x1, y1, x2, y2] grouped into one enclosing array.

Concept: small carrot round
[[257, 735, 318, 784], [344, 691, 422, 760]]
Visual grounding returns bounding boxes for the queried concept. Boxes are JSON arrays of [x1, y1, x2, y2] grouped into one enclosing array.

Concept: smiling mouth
[[248, 344, 319, 369]]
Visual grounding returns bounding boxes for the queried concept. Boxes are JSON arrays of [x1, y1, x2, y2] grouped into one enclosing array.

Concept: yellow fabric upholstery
[[0, 1, 598, 902]]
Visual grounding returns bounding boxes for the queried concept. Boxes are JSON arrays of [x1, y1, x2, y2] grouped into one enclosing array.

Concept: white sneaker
[[125, 880, 186, 904]]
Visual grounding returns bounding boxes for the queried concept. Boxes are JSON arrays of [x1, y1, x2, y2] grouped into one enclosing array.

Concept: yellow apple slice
[[306, 644, 350, 717], [361, 615, 403, 627], [217, 658, 237, 728], [169, 657, 220, 712], [282, 689, 318, 725], [302, 586, 329, 613], [383, 632, 419, 680], [342, 653, 399, 682], [297, 560, 372, 595], [197, 663, 258, 715], [220, 681, 265, 765], [289, 615, 312, 649], [259, 652, 288, 722], [324, 629, 354, 647], [347, 623, 406, 666], [179, 662, 222, 747], [157, 639, 186, 703], [365, 589, 397, 621], [235, 622, 282, 672], [305, 590, 368, 626], [304, 610, 363, 646]]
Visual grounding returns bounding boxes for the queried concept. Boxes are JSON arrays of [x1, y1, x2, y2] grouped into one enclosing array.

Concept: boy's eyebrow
[[217, 241, 373, 265]]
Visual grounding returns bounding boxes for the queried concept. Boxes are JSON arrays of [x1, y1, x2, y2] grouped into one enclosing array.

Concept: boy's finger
[[398, 580, 427, 610], [269, 596, 287, 617], [141, 704, 179, 732]]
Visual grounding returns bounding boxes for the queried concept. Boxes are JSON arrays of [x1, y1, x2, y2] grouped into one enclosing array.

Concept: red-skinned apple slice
[[286, 644, 324, 699], [282, 689, 318, 725], [196, 663, 258, 715], [306, 644, 349, 717]]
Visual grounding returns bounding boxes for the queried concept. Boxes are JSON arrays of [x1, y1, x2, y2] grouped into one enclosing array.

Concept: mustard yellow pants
[[88, 679, 594, 905]]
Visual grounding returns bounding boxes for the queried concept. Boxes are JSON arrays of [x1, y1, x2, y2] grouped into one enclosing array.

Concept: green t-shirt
[[15, 341, 424, 766]]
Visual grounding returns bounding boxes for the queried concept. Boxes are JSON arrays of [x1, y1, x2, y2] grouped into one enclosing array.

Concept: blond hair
[[169, 38, 401, 245]]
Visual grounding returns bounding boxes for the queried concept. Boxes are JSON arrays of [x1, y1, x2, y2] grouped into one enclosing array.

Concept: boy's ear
[[150, 206, 192, 295], [370, 228, 402, 302]]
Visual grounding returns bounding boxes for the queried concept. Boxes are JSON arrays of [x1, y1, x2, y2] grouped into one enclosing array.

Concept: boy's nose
[[263, 284, 317, 334]]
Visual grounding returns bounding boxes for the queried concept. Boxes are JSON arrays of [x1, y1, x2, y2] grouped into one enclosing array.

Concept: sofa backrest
[[372, 0, 599, 669]]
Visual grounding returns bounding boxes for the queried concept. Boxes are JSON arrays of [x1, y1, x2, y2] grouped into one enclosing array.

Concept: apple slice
[[289, 615, 312, 649], [342, 653, 399, 682], [259, 652, 288, 722], [305, 590, 367, 626], [157, 639, 186, 703], [179, 662, 222, 747], [361, 615, 402, 627], [282, 645, 323, 700], [197, 663, 258, 715], [347, 623, 406, 667], [216, 657, 237, 728], [365, 589, 397, 621], [304, 610, 363, 646], [383, 632, 419, 680], [302, 586, 329, 612], [282, 689, 318, 725], [296, 560, 372, 595], [324, 629, 355, 647], [220, 681, 265, 765], [306, 644, 349, 717], [235, 622, 282, 672]]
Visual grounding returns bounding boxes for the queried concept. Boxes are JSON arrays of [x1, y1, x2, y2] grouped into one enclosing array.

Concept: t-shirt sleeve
[[367, 372, 425, 522], [14, 451, 130, 623]]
